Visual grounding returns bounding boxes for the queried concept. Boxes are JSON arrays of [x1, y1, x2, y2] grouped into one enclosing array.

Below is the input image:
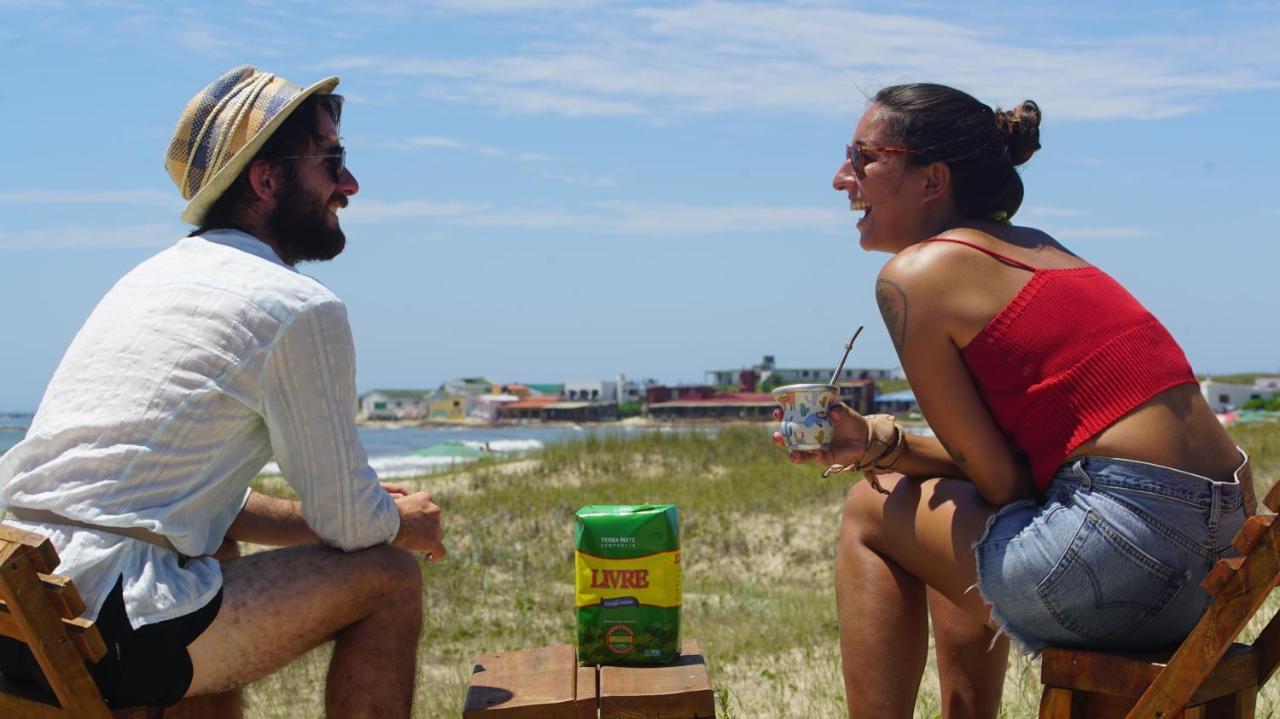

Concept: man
[[0, 66, 445, 718]]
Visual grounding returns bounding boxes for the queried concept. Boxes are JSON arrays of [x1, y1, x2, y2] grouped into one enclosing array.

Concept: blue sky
[[2, 0, 1278, 411]]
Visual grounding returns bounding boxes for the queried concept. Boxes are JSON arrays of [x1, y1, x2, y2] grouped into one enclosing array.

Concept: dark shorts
[[0, 575, 222, 708]]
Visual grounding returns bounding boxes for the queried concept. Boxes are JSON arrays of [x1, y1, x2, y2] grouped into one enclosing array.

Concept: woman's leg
[[927, 586, 1009, 719], [836, 473, 1007, 719]]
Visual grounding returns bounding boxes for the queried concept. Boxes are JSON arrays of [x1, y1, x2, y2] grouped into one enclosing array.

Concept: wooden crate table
[[464, 639, 715, 719]]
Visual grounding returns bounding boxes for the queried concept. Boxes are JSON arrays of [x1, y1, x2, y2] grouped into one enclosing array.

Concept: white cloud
[[0, 189, 177, 206], [324, 2, 1280, 121], [0, 223, 180, 250], [541, 171, 617, 188], [427, 0, 603, 12], [377, 136, 553, 162]]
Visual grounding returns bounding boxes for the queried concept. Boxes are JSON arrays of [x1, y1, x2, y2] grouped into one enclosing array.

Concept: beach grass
[[244, 420, 1280, 718]]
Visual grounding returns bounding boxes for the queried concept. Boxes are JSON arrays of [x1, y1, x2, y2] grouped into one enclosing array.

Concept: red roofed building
[[646, 391, 777, 421]]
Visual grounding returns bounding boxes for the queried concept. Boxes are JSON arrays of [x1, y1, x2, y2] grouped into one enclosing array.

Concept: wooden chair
[[1039, 471, 1280, 718], [0, 523, 158, 718]]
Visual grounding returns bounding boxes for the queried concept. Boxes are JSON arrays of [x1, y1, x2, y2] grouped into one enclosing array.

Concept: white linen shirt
[[0, 229, 400, 628]]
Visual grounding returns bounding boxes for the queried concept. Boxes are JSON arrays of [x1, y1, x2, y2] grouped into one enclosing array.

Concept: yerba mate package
[[575, 504, 681, 665]]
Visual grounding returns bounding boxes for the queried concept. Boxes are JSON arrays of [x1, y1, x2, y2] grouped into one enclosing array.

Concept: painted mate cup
[[771, 383, 840, 451]]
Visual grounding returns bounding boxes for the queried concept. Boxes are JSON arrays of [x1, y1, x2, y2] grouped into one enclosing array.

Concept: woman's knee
[[842, 477, 893, 536]]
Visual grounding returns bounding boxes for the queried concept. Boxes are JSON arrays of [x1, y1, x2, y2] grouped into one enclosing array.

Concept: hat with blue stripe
[[165, 65, 339, 225]]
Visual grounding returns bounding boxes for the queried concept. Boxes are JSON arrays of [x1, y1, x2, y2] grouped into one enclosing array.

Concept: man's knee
[[357, 545, 424, 607]]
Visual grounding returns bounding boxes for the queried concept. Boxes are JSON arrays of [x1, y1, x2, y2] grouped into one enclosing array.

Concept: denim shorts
[[973, 454, 1247, 655]]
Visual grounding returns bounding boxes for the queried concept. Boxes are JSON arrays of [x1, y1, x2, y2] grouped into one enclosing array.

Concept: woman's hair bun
[[995, 100, 1041, 166]]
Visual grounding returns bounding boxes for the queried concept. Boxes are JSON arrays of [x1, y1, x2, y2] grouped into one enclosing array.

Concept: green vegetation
[[1197, 372, 1275, 385], [618, 401, 645, 418], [1244, 396, 1280, 411], [245, 422, 1280, 718], [875, 378, 912, 394]]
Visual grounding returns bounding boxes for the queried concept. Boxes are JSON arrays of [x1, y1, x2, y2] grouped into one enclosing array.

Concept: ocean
[[0, 414, 661, 479]]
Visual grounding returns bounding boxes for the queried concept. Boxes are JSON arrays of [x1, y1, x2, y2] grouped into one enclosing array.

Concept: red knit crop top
[[924, 239, 1197, 490]]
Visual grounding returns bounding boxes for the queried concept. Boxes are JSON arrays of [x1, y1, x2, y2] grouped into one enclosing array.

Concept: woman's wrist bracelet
[[855, 414, 906, 471]]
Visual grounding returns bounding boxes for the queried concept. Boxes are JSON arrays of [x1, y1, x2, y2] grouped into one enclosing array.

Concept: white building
[[359, 390, 432, 420], [564, 379, 614, 402], [707, 355, 896, 387], [1200, 378, 1278, 412], [468, 393, 521, 423], [564, 375, 643, 404]]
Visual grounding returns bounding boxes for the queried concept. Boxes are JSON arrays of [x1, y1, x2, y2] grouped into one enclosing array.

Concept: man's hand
[[392, 491, 447, 562], [771, 402, 871, 467], [381, 482, 413, 498]]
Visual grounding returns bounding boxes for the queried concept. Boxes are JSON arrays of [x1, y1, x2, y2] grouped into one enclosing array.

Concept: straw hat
[[165, 65, 339, 225]]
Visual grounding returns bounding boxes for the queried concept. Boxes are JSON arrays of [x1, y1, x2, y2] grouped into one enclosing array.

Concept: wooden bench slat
[[575, 664, 596, 719], [1041, 644, 1259, 706], [1202, 557, 1246, 597], [465, 640, 716, 719], [0, 526, 59, 574], [463, 643, 578, 718], [0, 573, 89, 622], [0, 610, 106, 663], [599, 640, 715, 719], [0, 543, 112, 719], [1233, 514, 1276, 555]]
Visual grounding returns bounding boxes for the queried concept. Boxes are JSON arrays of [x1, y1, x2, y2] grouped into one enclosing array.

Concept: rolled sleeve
[[261, 298, 399, 550]]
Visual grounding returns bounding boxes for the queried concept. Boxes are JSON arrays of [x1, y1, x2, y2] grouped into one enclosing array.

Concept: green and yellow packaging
[[574, 504, 681, 665]]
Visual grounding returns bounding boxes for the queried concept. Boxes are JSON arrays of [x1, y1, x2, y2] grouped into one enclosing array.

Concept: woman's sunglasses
[[845, 143, 915, 171]]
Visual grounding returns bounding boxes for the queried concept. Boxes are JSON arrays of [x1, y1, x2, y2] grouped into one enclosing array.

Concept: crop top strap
[[920, 238, 1037, 272]]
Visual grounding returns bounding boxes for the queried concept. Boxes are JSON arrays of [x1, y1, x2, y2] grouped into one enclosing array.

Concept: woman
[[776, 83, 1250, 718]]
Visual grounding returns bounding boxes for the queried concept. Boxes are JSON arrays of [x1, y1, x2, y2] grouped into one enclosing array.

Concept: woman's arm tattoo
[[876, 278, 908, 353]]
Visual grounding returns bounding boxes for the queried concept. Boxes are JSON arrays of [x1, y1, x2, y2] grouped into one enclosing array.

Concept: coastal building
[[428, 395, 471, 421], [564, 376, 643, 404], [545, 401, 618, 423], [1201, 378, 1279, 412], [836, 380, 877, 415], [358, 390, 432, 420], [442, 377, 497, 397], [645, 385, 716, 404], [646, 392, 776, 421], [874, 389, 918, 415], [499, 396, 561, 423], [469, 393, 521, 423], [707, 355, 897, 388]]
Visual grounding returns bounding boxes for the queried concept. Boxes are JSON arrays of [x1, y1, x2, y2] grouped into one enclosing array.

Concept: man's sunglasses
[[845, 143, 915, 171], [273, 147, 346, 181]]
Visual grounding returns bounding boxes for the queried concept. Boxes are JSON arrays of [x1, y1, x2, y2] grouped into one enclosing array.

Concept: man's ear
[[920, 161, 950, 205], [246, 159, 282, 206]]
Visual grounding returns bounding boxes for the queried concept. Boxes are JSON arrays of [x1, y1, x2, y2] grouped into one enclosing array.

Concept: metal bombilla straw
[[829, 326, 864, 385], [818, 325, 866, 480]]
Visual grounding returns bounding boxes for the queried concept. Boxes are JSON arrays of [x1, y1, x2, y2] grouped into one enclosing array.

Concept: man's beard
[[267, 176, 347, 265]]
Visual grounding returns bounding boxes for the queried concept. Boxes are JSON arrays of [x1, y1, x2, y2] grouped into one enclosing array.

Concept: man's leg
[[185, 543, 424, 719], [168, 538, 245, 719]]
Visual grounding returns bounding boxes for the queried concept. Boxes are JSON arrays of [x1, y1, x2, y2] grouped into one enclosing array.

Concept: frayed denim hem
[[971, 497, 1047, 658]]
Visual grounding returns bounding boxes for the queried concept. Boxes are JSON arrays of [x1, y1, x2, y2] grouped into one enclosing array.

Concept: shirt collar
[[196, 229, 296, 272]]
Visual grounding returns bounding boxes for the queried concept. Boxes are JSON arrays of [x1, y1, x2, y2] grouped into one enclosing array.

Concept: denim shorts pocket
[[1036, 509, 1187, 643]]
